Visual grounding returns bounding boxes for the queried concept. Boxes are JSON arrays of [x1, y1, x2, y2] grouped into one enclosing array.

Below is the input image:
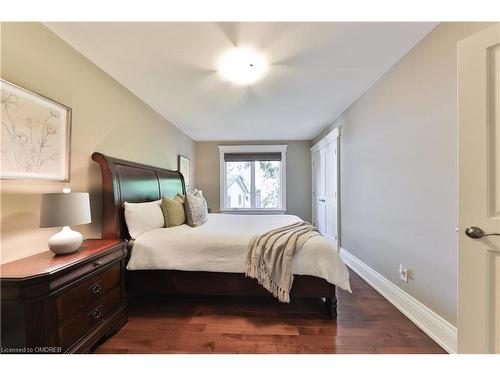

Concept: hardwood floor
[[93, 269, 446, 354]]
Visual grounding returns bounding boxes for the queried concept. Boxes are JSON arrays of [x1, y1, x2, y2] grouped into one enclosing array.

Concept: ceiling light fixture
[[218, 48, 268, 85]]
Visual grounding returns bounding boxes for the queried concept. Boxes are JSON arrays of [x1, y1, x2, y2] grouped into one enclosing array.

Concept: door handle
[[465, 226, 500, 239], [318, 199, 326, 202]]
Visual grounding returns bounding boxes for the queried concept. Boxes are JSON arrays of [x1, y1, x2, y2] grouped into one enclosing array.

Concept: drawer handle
[[88, 305, 103, 320], [93, 260, 103, 268], [89, 282, 102, 295]]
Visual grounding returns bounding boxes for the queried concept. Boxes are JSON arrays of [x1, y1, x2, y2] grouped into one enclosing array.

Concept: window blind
[[224, 152, 282, 162]]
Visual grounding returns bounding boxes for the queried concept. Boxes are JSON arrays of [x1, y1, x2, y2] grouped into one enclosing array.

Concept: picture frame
[[1, 79, 72, 182], [177, 154, 190, 187]]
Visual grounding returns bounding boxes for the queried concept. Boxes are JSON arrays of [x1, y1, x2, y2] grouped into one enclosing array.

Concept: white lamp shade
[[40, 192, 91, 228]]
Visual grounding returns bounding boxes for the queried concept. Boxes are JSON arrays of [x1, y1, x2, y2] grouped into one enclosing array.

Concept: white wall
[[313, 22, 493, 325]]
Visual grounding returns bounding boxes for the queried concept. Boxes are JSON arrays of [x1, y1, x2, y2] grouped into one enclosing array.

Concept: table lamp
[[40, 188, 91, 254]]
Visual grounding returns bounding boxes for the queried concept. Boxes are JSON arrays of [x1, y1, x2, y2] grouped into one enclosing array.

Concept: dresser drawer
[[58, 286, 121, 351], [56, 263, 121, 322], [49, 246, 124, 292]]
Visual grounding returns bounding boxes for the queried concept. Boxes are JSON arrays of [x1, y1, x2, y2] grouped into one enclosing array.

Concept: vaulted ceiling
[[46, 22, 436, 140]]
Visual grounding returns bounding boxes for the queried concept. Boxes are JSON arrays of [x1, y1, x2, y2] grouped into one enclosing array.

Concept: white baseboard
[[340, 247, 457, 353]]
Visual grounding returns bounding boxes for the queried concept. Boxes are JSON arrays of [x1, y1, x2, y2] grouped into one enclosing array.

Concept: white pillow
[[124, 199, 164, 239]]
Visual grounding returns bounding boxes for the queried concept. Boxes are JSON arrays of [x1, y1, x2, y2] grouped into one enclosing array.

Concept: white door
[[312, 127, 340, 247], [458, 23, 500, 354], [324, 140, 338, 245], [313, 148, 326, 234]]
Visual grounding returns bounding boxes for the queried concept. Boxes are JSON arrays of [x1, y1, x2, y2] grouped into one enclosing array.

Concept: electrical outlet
[[399, 264, 408, 283]]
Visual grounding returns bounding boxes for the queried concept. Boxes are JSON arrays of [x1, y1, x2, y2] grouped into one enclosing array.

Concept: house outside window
[[219, 145, 287, 214]]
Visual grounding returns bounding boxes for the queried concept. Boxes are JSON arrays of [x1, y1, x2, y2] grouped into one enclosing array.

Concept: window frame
[[219, 145, 287, 214]]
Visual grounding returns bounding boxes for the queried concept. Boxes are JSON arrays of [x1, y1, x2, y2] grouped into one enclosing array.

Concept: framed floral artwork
[[1, 79, 71, 181], [178, 155, 190, 187]]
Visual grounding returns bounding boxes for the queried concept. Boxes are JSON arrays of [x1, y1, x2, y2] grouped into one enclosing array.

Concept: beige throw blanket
[[245, 221, 320, 303]]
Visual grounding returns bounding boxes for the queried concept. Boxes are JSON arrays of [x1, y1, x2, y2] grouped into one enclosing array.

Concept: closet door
[[324, 140, 338, 246], [311, 127, 339, 248], [312, 149, 326, 234]]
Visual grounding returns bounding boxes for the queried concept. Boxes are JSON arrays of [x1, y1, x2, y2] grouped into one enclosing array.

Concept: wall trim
[[311, 126, 339, 153], [312, 119, 343, 147], [340, 247, 458, 353]]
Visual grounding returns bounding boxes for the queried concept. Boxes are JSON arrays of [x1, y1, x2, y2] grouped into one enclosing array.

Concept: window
[[219, 145, 287, 213]]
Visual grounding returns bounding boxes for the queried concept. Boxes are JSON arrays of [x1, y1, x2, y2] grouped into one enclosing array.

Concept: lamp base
[[48, 226, 83, 255]]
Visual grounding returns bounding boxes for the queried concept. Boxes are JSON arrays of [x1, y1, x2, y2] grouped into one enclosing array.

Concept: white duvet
[[127, 213, 351, 292]]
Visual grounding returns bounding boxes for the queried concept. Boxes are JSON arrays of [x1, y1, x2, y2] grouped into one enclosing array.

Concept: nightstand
[[0, 239, 128, 353]]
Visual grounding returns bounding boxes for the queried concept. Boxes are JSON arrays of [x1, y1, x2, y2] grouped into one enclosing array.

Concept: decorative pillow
[[176, 190, 204, 203], [161, 194, 186, 227], [124, 200, 164, 239], [184, 192, 208, 227]]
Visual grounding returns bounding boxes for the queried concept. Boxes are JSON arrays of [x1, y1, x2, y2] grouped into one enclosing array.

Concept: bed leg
[[326, 286, 337, 319]]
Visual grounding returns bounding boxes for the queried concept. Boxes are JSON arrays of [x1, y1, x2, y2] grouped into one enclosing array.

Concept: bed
[[92, 152, 350, 318]]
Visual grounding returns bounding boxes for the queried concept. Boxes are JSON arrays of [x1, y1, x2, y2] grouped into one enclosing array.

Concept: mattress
[[127, 213, 351, 292]]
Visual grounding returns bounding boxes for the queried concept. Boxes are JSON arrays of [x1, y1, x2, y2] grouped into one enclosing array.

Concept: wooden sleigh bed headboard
[[91, 152, 186, 240]]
